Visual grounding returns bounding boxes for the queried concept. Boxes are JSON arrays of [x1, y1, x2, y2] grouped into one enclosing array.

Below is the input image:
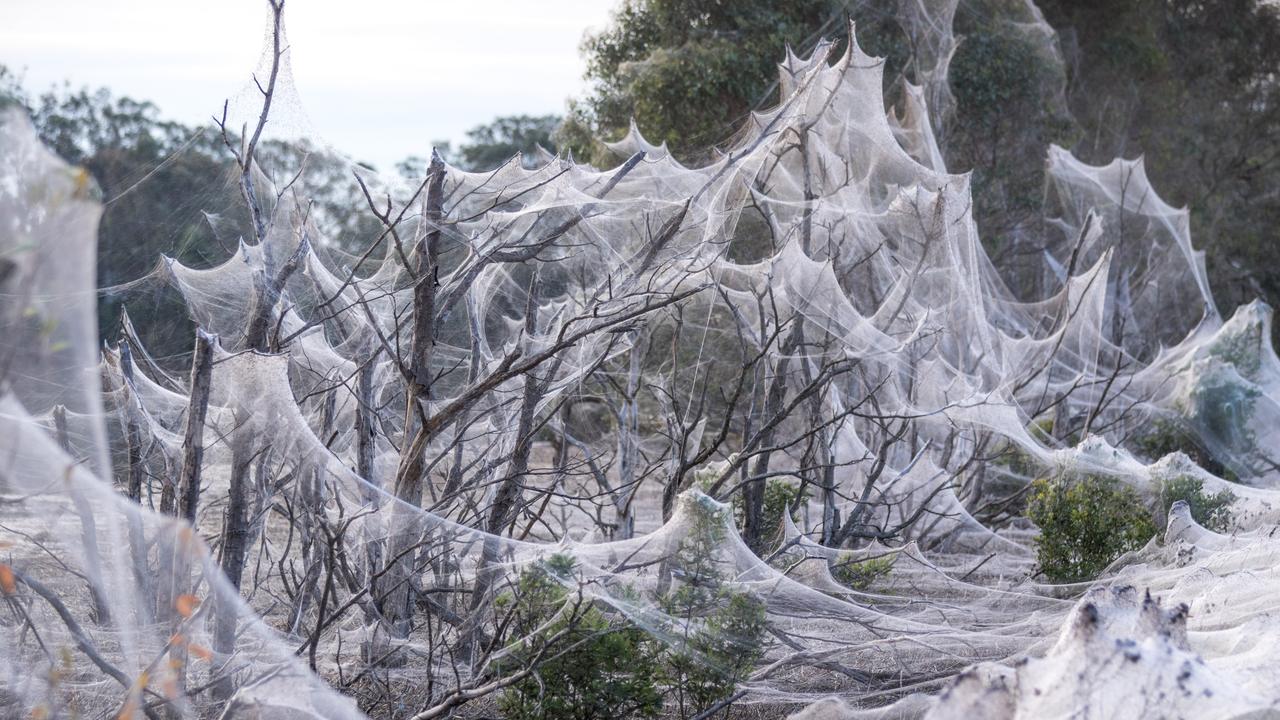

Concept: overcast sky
[[1, 0, 617, 170]]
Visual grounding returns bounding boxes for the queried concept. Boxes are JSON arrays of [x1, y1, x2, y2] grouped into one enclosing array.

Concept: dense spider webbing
[[4, 2, 1280, 718]]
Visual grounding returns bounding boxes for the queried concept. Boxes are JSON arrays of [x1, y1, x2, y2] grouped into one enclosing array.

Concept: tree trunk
[[382, 150, 447, 635], [52, 405, 113, 625], [176, 331, 215, 524]]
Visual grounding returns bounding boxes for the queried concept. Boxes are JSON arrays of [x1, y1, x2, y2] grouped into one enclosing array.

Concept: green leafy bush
[[699, 470, 808, 552], [499, 499, 770, 720], [830, 553, 895, 590], [728, 477, 807, 551], [761, 478, 807, 541], [1026, 475, 1156, 583], [658, 495, 768, 717], [498, 555, 661, 720], [1157, 475, 1235, 532], [658, 591, 766, 717]]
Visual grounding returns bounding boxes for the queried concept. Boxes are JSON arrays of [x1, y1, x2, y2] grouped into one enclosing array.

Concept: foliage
[[1026, 474, 1156, 583], [1156, 475, 1235, 533], [429, 114, 562, 172], [562, 0, 859, 163], [498, 554, 662, 720], [499, 519, 769, 720], [760, 479, 807, 547], [569, 0, 1280, 338], [566, 0, 1071, 263], [657, 496, 768, 717], [947, 27, 1073, 265], [730, 477, 807, 551], [830, 553, 895, 590], [1037, 0, 1280, 334], [658, 591, 767, 717], [1134, 418, 1237, 483], [12, 78, 233, 359], [951, 34, 1040, 119]]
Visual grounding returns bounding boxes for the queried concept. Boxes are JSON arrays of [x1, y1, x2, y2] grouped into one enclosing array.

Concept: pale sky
[[0, 0, 618, 170]]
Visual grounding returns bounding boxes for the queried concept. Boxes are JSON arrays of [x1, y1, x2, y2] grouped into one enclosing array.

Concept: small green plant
[[1134, 417, 1237, 482], [830, 553, 895, 590], [1157, 475, 1235, 532], [761, 478, 806, 540], [494, 491, 762, 717], [658, 495, 768, 718], [695, 468, 808, 552], [1026, 474, 1156, 583], [658, 590, 767, 718], [727, 477, 807, 551], [498, 554, 661, 720], [498, 499, 770, 720]]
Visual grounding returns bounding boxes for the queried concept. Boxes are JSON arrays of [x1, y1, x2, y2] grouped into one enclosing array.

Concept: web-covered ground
[[3, 1, 1280, 718]]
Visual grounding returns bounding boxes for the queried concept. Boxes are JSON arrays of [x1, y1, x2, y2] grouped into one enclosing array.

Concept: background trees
[[558, 0, 855, 162]]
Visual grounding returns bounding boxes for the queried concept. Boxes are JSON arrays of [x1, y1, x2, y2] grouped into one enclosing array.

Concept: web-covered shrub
[[1156, 475, 1235, 532], [1187, 373, 1262, 480], [1026, 475, 1156, 583], [729, 477, 807, 551], [498, 503, 770, 720], [1135, 418, 1236, 482], [656, 497, 768, 717], [830, 553, 895, 590], [498, 555, 662, 720]]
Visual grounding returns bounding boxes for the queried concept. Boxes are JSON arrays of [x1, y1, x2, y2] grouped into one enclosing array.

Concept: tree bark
[[382, 150, 447, 634], [176, 330, 215, 524]]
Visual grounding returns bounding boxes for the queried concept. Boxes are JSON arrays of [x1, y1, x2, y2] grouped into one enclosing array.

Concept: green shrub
[[1026, 475, 1156, 583], [1134, 417, 1237, 482], [704, 473, 808, 552], [658, 495, 768, 718], [1157, 475, 1235, 532], [498, 555, 661, 720], [830, 554, 895, 590], [761, 478, 806, 541], [658, 590, 766, 717], [728, 478, 807, 551], [499, 498, 771, 720]]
